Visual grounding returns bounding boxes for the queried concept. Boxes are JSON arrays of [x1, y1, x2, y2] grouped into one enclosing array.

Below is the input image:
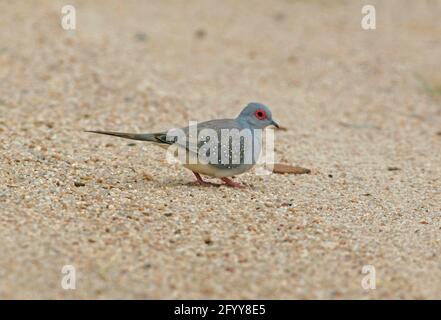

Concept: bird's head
[[237, 102, 279, 129]]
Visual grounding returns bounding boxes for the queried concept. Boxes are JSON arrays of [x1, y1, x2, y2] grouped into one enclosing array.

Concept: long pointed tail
[[85, 130, 159, 142]]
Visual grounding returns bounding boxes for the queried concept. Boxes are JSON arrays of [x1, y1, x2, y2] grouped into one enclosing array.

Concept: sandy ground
[[0, 0, 440, 299]]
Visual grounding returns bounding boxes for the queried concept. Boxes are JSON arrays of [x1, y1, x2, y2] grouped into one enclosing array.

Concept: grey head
[[236, 102, 279, 129]]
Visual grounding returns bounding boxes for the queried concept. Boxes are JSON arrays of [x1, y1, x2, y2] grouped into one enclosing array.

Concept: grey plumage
[[86, 102, 279, 187]]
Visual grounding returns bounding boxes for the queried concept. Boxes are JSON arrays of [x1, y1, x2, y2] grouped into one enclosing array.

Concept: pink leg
[[193, 172, 205, 183], [189, 172, 219, 187], [220, 177, 244, 188]]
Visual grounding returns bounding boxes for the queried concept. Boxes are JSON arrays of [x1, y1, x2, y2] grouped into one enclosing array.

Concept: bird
[[86, 102, 279, 188]]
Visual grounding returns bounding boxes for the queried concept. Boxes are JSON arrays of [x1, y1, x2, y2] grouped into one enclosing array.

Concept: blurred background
[[0, 0, 440, 299]]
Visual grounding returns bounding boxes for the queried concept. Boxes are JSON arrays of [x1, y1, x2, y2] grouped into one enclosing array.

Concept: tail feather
[[85, 130, 159, 142]]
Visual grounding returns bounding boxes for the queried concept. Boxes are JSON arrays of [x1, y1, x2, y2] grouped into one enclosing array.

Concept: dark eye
[[255, 109, 267, 120]]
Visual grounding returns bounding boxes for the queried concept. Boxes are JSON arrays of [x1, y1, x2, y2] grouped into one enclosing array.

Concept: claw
[[190, 172, 220, 187], [220, 177, 244, 188]]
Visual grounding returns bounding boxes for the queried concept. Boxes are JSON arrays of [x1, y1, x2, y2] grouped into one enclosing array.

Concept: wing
[[164, 119, 260, 169]]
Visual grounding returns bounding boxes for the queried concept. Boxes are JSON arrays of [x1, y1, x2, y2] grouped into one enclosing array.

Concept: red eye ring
[[255, 109, 267, 120]]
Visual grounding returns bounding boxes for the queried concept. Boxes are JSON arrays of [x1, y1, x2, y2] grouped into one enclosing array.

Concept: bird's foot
[[220, 177, 244, 188], [189, 172, 220, 187]]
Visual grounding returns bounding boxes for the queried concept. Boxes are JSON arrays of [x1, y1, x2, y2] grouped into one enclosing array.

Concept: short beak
[[271, 120, 280, 129]]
